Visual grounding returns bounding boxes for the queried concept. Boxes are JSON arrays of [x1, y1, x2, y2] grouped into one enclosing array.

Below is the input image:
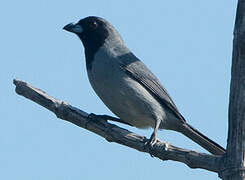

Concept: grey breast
[[87, 45, 167, 129]]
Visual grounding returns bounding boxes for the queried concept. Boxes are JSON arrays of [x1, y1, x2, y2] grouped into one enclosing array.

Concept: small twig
[[13, 79, 223, 173]]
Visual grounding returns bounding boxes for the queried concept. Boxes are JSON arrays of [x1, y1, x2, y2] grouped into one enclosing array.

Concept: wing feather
[[118, 53, 185, 122]]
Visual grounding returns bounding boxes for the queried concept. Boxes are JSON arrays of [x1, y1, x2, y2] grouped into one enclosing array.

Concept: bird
[[63, 16, 225, 155]]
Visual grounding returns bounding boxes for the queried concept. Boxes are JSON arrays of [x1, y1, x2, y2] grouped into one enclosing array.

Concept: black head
[[63, 16, 122, 69], [64, 16, 112, 49]]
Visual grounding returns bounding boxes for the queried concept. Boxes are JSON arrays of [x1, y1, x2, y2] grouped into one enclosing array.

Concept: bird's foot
[[96, 115, 132, 126], [144, 134, 157, 157], [85, 113, 108, 129]]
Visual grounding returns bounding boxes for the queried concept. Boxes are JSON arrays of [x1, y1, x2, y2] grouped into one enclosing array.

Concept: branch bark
[[220, 0, 245, 179], [13, 79, 223, 173]]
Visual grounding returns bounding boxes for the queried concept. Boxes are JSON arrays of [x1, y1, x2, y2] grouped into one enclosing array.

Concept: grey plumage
[[63, 16, 225, 155]]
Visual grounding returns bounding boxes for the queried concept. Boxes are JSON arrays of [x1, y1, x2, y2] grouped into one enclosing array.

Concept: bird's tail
[[179, 123, 225, 155]]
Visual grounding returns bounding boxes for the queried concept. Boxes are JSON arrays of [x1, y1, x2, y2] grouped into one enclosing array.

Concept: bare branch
[[220, 0, 245, 179], [13, 79, 222, 173]]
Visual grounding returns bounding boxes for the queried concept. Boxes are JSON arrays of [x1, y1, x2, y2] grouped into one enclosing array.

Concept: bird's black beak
[[63, 23, 83, 34]]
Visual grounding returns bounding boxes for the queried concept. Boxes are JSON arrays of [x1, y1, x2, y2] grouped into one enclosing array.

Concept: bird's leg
[[149, 119, 161, 145], [145, 119, 161, 157]]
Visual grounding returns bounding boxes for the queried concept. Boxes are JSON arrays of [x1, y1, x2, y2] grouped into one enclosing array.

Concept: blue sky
[[1, 0, 236, 179]]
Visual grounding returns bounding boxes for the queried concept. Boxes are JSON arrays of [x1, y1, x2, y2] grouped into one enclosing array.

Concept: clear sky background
[[1, 0, 236, 179]]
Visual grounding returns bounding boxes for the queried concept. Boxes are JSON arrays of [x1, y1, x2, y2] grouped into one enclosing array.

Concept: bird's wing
[[118, 52, 186, 122]]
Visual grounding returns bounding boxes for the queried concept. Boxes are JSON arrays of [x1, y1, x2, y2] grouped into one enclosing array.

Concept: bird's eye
[[90, 21, 98, 29]]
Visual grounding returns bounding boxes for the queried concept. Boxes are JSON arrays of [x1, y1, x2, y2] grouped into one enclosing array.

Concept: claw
[[144, 133, 157, 157], [85, 113, 107, 129], [87, 113, 97, 120]]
